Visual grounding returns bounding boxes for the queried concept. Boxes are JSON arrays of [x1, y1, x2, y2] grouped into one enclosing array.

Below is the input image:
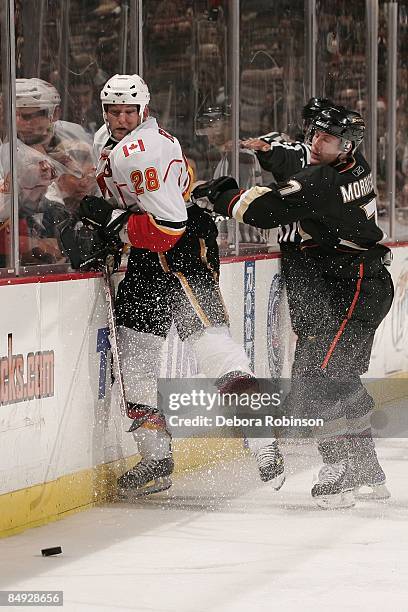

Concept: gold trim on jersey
[[174, 271, 211, 327], [147, 213, 186, 236], [199, 238, 209, 267], [298, 223, 313, 241], [214, 277, 230, 326], [182, 161, 194, 202], [158, 252, 170, 272], [232, 186, 272, 223], [334, 156, 356, 174]]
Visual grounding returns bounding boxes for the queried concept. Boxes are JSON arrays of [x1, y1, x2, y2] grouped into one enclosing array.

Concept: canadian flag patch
[[123, 139, 145, 157]]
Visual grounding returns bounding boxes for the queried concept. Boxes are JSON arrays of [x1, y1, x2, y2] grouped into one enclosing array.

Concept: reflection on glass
[[13, 0, 127, 267], [316, 1, 368, 114], [239, 0, 305, 252], [396, 2, 408, 239], [241, 1, 304, 139], [377, 3, 390, 236], [7, 77, 96, 266], [0, 6, 12, 270], [378, 1, 408, 240], [144, 1, 234, 254]]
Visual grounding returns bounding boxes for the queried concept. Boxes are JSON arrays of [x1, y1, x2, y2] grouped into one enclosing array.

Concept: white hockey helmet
[[15, 78, 61, 111], [100, 74, 150, 125]]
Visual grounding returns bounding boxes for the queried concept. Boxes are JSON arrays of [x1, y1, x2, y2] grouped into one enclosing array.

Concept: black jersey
[[213, 151, 387, 271], [256, 138, 311, 247], [257, 139, 311, 181]]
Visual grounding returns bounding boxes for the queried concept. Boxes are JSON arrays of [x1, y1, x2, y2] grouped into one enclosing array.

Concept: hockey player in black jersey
[[241, 97, 333, 336], [192, 106, 394, 509], [242, 104, 392, 506]]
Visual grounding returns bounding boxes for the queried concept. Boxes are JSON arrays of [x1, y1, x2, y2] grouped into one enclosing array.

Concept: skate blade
[[118, 477, 172, 500], [354, 483, 391, 501], [314, 490, 355, 510]]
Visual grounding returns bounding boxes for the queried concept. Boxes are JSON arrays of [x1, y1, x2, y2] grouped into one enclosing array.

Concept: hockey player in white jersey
[[78, 74, 284, 495]]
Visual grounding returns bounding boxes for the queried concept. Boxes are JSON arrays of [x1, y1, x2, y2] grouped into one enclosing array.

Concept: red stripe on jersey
[[126, 212, 185, 252], [182, 158, 193, 198], [320, 263, 364, 370], [163, 159, 183, 182], [227, 190, 245, 216]]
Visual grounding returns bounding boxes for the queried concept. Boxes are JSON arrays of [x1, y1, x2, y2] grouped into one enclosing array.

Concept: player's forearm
[[213, 186, 307, 229], [256, 147, 305, 179]]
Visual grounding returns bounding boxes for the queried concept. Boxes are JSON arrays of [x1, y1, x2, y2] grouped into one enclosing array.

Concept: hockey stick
[[102, 254, 173, 498], [101, 253, 127, 417]]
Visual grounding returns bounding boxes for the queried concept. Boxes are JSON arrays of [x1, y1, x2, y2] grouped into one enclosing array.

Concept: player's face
[[58, 162, 97, 201], [19, 159, 55, 207], [105, 105, 141, 140], [16, 107, 54, 146], [310, 131, 343, 165]]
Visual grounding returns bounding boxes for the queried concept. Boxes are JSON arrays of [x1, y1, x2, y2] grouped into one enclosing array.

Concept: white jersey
[[94, 117, 190, 224]]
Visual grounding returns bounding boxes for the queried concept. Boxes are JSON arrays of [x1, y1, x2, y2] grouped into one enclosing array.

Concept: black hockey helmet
[[308, 106, 365, 153], [302, 97, 333, 121]]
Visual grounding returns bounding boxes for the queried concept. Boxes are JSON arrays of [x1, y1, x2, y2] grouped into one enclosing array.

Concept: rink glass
[[0, 0, 407, 276]]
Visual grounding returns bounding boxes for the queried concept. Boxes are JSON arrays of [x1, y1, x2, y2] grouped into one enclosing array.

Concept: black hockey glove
[[191, 176, 239, 211], [58, 216, 122, 272], [79, 195, 131, 239]]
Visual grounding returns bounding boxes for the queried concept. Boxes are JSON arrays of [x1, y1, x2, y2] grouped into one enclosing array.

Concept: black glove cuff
[[79, 195, 115, 228], [104, 209, 132, 237], [192, 176, 239, 204], [213, 189, 241, 217]]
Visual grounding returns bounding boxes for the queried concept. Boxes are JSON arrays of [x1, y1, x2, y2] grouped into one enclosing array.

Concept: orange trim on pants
[[321, 263, 364, 370]]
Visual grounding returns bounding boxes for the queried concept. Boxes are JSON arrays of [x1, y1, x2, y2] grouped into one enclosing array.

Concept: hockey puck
[[41, 546, 62, 557]]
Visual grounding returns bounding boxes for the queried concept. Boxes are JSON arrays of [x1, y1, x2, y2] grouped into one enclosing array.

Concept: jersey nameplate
[[340, 172, 373, 203]]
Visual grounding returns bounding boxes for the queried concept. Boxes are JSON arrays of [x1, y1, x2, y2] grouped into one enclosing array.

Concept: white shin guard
[[188, 326, 276, 455], [116, 326, 165, 407], [187, 325, 253, 379]]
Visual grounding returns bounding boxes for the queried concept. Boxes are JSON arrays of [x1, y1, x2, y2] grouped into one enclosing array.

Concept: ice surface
[[1, 440, 407, 612]]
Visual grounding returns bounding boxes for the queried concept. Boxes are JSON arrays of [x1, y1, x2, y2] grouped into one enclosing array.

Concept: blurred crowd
[[1, 0, 408, 268]]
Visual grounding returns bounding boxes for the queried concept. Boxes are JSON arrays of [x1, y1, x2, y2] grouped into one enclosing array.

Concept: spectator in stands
[[196, 104, 266, 251], [68, 70, 101, 135]]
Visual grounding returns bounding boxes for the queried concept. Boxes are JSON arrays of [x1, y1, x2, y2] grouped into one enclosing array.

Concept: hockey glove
[[79, 195, 131, 240], [58, 216, 122, 271], [191, 176, 239, 206]]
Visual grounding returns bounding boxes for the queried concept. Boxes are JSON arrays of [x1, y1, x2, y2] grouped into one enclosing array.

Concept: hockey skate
[[118, 456, 174, 498], [311, 460, 355, 509], [347, 433, 390, 501], [312, 439, 355, 509], [255, 441, 285, 490]]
